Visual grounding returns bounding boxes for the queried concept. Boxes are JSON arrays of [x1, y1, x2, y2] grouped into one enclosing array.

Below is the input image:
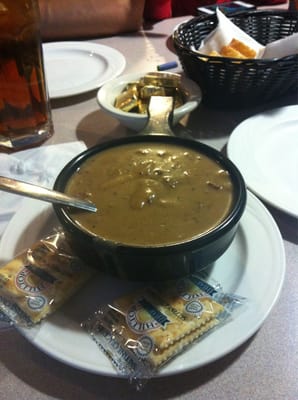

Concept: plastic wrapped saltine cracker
[[0, 231, 94, 326], [82, 274, 246, 379]]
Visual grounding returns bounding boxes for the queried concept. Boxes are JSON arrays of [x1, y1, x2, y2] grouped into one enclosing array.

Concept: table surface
[[1, 6, 298, 400]]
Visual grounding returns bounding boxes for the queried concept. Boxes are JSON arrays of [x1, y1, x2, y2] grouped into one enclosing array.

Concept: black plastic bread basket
[[173, 11, 298, 108]]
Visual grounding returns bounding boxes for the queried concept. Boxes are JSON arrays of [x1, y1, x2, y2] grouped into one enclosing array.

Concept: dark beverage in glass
[[0, 0, 53, 150]]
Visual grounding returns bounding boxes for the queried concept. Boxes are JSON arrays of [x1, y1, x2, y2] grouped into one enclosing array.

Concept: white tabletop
[[1, 9, 297, 400]]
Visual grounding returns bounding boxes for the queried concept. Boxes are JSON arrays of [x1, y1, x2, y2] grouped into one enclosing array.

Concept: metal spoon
[[0, 176, 97, 212]]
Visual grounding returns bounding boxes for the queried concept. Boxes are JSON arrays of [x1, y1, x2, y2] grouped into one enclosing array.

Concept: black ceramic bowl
[[53, 135, 247, 281]]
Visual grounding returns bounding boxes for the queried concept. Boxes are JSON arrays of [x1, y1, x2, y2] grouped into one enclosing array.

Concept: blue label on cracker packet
[[190, 275, 217, 296], [139, 297, 170, 327]]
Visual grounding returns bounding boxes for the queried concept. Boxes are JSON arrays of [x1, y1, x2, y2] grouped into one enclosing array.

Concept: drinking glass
[[0, 0, 53, 151]]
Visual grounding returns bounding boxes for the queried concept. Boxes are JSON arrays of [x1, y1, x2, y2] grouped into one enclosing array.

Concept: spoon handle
[[0, 176, 97, 212], [140, 96, 175, 136]]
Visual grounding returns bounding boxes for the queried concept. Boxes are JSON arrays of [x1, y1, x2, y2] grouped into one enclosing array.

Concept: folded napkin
[[0, 141, 87, 237], [262, 33, 298, 59]]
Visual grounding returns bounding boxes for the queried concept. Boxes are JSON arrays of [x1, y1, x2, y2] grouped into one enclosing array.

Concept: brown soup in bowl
[[54, 135, 246, 280], [65, 142, 234, 247]]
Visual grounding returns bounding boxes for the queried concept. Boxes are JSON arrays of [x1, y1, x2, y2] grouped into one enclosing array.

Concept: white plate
[[227, 105, 298, 217], [42, 42, 126, 99], [0, 192, 285, 376]]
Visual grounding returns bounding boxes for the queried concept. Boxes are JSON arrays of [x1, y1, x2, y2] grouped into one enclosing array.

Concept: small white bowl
[[97, 71, 202, 131]]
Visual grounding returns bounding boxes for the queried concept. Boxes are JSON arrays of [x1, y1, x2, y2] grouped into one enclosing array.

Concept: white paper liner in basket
[[195, 9, 298, 60], [198, 9, 265, 58]]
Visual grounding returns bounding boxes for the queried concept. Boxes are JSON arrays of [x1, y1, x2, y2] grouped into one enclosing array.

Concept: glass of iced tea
[[0, 0, 53, 151]]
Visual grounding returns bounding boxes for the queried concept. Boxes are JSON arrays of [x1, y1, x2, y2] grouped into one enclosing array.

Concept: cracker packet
[[0, 231, 94, 327], [82, 274, 246, 381]]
